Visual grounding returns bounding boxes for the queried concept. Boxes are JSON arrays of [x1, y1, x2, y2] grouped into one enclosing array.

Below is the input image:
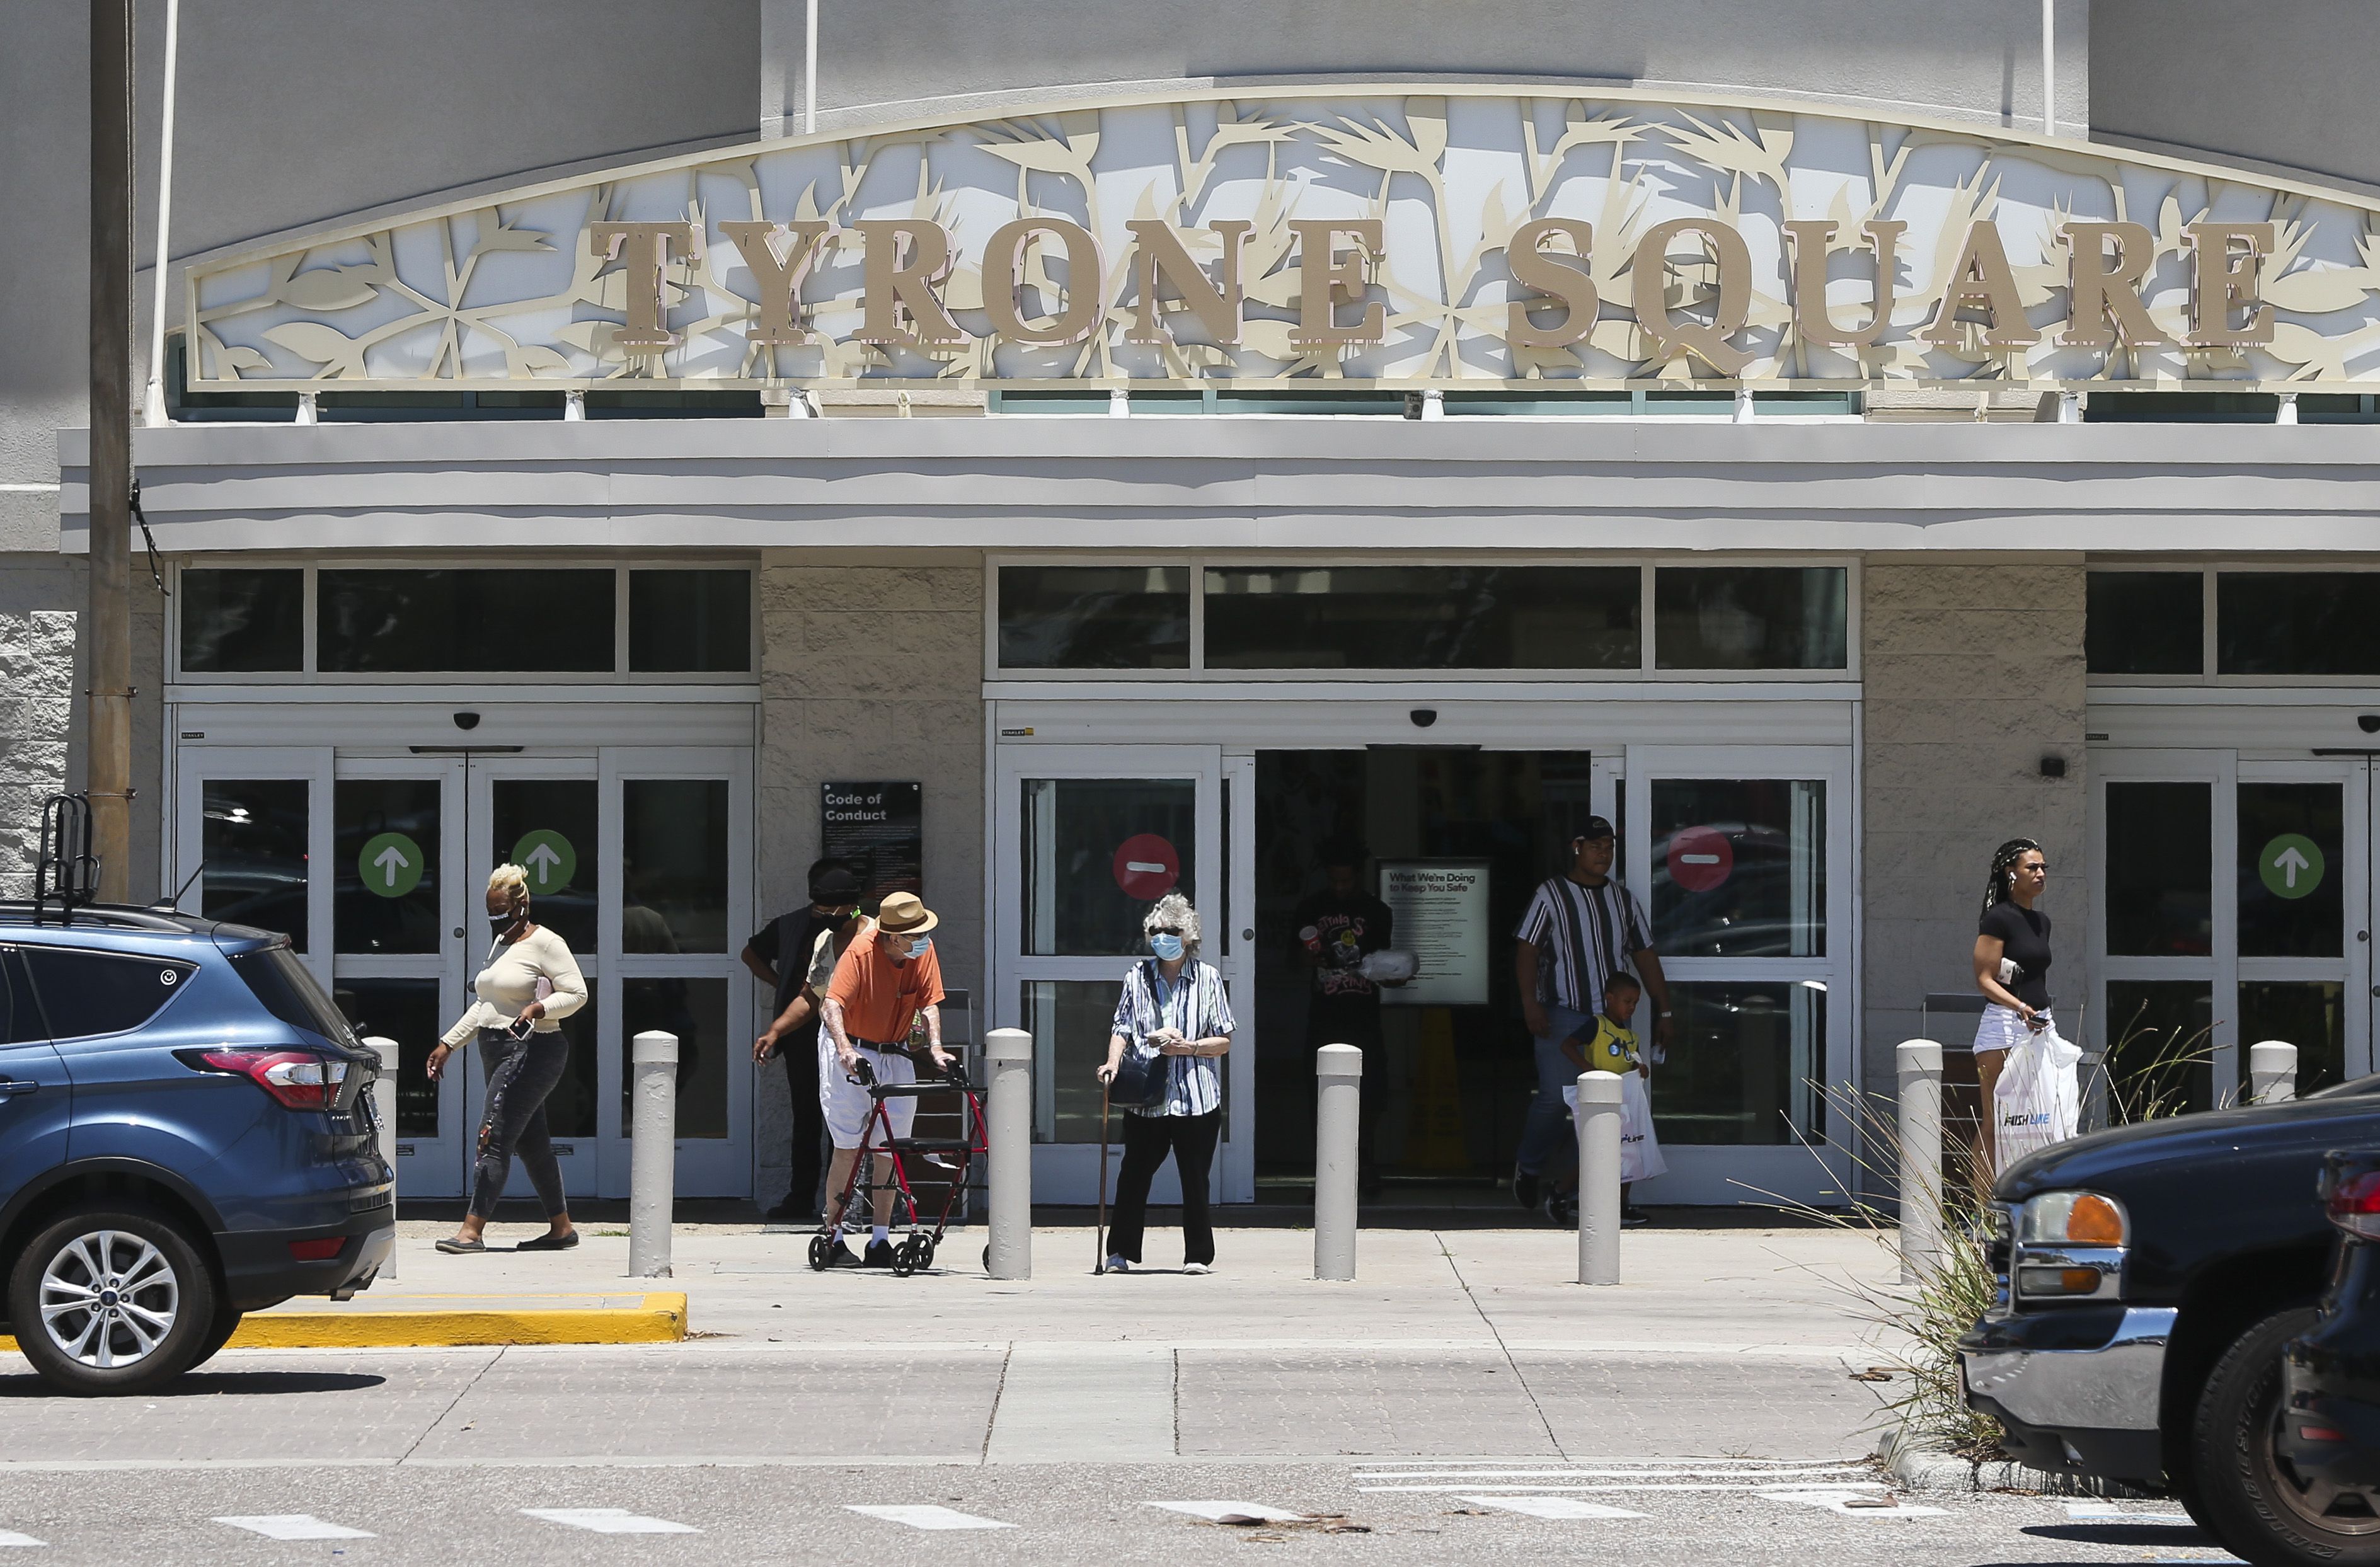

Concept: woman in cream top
[[428, 865, 589, 1254]]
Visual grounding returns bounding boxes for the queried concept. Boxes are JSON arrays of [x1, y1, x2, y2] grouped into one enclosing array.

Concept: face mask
[[1148, 933, 1184, 961], [490, 908, 522, 930]]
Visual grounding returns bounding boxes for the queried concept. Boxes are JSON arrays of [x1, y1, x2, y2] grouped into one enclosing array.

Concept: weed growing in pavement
[[1745, 1081, 2005, 1459]]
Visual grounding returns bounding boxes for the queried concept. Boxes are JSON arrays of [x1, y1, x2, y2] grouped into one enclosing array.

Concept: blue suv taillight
[[177, 1047, 349, 1110]]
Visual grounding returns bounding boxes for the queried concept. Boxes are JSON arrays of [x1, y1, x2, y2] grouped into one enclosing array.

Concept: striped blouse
[[1109, 958, 1234, 1118]]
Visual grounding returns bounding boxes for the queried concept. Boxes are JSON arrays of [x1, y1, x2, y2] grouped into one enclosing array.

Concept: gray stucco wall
[[751, 551, 986, 1201], [2093, 0, 2380, 192], [1860, 561, 2087, 1101]]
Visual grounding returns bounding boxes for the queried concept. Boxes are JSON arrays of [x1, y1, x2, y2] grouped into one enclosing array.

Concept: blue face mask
[[1148, 933, 1184, 961]]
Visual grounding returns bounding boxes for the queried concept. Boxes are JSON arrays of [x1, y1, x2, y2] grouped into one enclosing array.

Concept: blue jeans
[[1515, 1004, 1593, 1177]]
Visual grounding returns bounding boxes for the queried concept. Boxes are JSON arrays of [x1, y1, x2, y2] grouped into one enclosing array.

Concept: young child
[[1544, 972, 1648, 1227]]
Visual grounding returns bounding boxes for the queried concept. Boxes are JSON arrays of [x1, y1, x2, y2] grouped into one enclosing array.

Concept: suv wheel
[[4, 1208, 217, 1396], [2192, 1305, 2380, 1566]]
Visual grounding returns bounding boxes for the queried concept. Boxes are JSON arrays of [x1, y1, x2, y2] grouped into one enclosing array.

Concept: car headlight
[[2018, 1190, 2128, 1246]]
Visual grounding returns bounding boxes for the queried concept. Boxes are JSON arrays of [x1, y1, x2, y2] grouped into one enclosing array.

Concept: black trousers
[[1107, 1109, 1222, 1266], [469, 1029, 568, 1222], [777, 1027, 827, 1212]]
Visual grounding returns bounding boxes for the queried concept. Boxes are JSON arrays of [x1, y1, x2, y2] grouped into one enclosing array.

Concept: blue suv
[[0, 903, 393, 1394]]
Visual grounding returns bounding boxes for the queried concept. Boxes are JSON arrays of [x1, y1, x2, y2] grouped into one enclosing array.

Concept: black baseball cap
[[1572, 816, 1616, 842], [808, 862, 864, 902]]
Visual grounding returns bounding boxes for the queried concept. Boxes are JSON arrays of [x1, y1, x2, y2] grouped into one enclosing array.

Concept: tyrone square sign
[[187, 88, 2380, 394]]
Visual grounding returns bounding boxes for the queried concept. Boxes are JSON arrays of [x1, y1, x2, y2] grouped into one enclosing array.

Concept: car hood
[[1999, 1085, 2380, 1205]]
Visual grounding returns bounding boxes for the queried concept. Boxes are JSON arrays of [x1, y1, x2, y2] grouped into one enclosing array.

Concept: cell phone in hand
[[506, 1016, 536, 1041]]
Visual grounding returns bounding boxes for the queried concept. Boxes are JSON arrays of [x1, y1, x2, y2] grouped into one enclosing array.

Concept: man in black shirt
[[742, 859, 864, 1222], [1295, 839, 1396, 1194]]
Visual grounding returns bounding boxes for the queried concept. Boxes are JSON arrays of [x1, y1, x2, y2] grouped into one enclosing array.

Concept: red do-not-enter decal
[[1667, 825, 1735, 893], [1113, 834, 1181, 900]]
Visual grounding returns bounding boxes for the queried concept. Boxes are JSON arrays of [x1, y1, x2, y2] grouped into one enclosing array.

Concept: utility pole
[[89, 0, 135, 902]]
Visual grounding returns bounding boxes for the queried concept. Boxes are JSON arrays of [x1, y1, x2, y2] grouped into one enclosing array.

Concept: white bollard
[[984, 1028, 1033, 1280], [1897, 1040, 1945, 1285], [2248, 1040, 2300, 1105], [628, 1030, 677, 1278], [1314, 1044, 1363, 1281], [1575, 1070, 1623, 1285], [364, 1036, 399, 1282]]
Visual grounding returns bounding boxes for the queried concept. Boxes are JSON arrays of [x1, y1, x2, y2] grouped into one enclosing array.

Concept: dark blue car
[[0, 903, 393, 1394]]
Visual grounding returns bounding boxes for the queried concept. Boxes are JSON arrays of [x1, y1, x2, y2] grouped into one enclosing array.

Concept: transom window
[[993, 560, 1852, 677], [2087, 567, 2380, 680], [175, 564, 754, 680]]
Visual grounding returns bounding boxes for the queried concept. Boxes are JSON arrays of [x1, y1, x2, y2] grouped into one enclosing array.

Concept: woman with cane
[[1094, 893, 1234, 1275]]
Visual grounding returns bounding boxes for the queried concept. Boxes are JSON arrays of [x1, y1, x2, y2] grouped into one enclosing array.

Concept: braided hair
[[1981, 838, 2042, 918]]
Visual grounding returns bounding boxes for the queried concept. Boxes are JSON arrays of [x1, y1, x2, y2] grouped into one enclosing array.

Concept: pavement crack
[[1437, 1229, 1567, 1461], [979, 1341, 1012, 1466], [398, 1346, 503, 1467]]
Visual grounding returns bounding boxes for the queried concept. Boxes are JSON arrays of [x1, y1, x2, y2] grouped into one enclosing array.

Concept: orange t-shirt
[[827, 924, 946, 1045]]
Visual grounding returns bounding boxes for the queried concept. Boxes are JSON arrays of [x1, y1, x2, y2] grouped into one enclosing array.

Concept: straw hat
[[874, 890, 938, 934]]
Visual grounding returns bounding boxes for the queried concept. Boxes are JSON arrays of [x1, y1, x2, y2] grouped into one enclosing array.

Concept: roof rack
[[32, 793, 98, 926]]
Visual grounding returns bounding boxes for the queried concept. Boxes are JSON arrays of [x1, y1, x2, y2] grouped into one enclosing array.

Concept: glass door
[[175, 748, 331, 980], [465, 757, 604, 1203], [331, 756, 469, 1191], [2236, 759, 2367, 1097], [992, 744, 1227, 1205], [1623, 745, 1853, 1205]]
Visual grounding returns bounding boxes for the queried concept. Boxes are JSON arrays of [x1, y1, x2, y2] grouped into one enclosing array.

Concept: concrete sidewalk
[[261, 1220, 1902, 1357]]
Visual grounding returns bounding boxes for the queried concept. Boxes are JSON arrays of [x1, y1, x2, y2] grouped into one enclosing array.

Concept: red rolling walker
[[807, 1055, 990, 1277]]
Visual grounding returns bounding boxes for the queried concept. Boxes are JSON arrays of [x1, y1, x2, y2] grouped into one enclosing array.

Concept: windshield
[[229, 944, 359, 1048]]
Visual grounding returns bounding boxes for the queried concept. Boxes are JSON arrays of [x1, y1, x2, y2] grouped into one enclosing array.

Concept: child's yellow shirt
[[1581, 1016, 1639, 1076]]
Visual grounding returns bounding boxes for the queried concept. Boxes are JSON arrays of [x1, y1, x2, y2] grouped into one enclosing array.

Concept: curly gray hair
[[1142, 892, 1202, 956]]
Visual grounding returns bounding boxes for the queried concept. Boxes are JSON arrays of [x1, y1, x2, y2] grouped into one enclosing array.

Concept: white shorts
[[1973, 1003, 2053, 1057], [819, 1041, 916, 1149]]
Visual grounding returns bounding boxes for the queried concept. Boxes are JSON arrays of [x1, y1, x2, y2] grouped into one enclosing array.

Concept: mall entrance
[[987, 694, 1858, 1208]]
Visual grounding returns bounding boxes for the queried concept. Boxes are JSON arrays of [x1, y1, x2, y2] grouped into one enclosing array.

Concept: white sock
[[871, 1225, 890, 1244]]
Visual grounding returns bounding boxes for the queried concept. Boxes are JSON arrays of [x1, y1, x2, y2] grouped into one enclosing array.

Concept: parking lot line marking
[[1357, 1466, 1870, 1481], [1762, 1488, 1948, 1518], [1456, 1496, 1646, 1520], [846, 1505, 1016, 1531], [2067, 1501, 2197, 1525], [0, 1531, 40, 1547], [1149, 1502, 1309, 1524], [520, 1508, 699, 1535], [212, 1515, 376, 1541], [1364, 1481, 1892, 1494]]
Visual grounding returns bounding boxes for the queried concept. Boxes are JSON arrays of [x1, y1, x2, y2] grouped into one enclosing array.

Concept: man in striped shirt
[[1512, 817, 1675, 1211]]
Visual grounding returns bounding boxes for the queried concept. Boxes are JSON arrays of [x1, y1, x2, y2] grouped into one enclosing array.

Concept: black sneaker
[[862, 1237, 897, 1268], [1543, 1192, 1577, 1229], [1623, 1206, 1653, 1228], [1513, 1164, 1540, 1210], [823, 1238, 866, 1268]]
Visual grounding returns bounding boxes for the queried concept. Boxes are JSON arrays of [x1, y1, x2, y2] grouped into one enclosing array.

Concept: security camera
[[454, 711, 482, 731], [2360, 714, 2380, 735], [1410, 708, 1438, 728]]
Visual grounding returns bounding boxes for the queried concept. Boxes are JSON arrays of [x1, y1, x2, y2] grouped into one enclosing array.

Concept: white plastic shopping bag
[[1560, 1072, 1669, 1182], [1619, 1070, 1668, 1183], [1993, 1023, 2083, 1165]]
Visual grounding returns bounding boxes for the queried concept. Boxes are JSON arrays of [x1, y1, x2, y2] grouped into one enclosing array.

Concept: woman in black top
[[1971, 837, 2052, 1164]]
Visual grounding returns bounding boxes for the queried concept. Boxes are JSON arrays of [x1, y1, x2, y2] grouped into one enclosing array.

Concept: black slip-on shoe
[[434, 1236, 486, 1254], [515, 1231, 580, 1251]]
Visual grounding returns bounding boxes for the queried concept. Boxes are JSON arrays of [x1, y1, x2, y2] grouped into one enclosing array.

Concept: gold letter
[[1631, 217, 1753, 374], [2185, 221, 2277, 347], [853, 220, 969, 347], [982, 219, 1107, 346], [720, 221, 836, 344], [2058, 221, 2166, 348], [1505, 218, 1598, 350], [587, 222, 699, 349], [1786, 219, 1906, 349], [1920, 221, 2042, 348], [1126, 220, 1252, 347], [1287, 220, 1386, 348]]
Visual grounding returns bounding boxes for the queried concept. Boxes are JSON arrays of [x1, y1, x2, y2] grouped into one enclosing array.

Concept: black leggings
[[469, 1029, 569, 1222], [778, 1029, 827, 1211], [1107, 1110, 1222, 1266]]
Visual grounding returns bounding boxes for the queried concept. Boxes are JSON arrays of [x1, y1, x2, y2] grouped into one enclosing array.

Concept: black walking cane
[[1094, 1079, 1112, 1274]]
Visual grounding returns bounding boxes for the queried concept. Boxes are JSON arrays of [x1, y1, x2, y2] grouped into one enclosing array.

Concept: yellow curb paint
[[0, 1294, 688, 1353]]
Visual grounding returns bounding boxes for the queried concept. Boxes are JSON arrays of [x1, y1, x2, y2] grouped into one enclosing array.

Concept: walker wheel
[[890, 1237, 921, 1278], [982, 1244, 992, 1274], [807, 1234, 836, 1272]]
